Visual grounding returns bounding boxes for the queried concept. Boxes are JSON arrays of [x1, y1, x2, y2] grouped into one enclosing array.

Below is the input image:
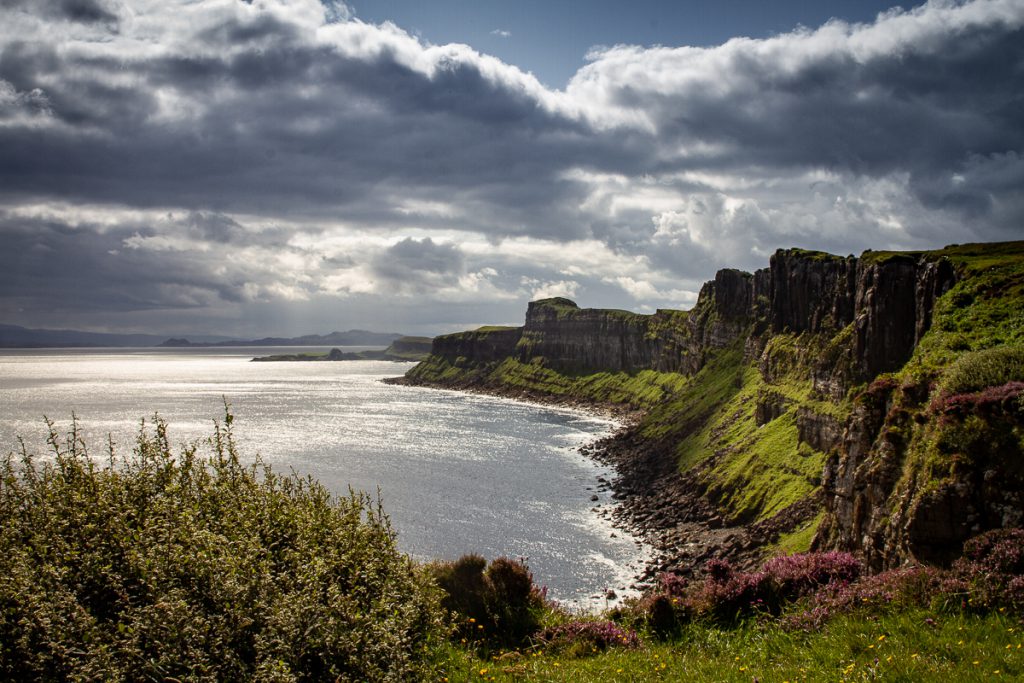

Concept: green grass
[[771, 512, 825, 555], [938, 346, 1024, 395], [433, 609, 1023, 682], [786, 247, 855, 262], [490, 358, 690, 409], [906, 242, 1024, 379], [635, 342, 838, 524]]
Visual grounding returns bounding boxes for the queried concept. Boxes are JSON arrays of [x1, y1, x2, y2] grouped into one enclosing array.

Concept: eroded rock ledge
[[397, 242, 1024, 575]]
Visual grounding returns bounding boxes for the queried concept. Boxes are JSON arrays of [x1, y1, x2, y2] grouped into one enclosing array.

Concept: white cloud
[[529, 279, 580, 301], [0, 0, 1020, 335]]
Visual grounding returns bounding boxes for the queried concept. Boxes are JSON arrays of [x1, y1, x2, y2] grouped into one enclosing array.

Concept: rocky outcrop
[[415, 250, 954, 394], [795, 407, 844, 454], [476, 274, 760, 378], [769, 250, 857, 335], [430, 327, 523, 366], [853, 256, 917, 379], [755, 392, 791, 426], [818, 374, 1024, 569], [517, 299, 693, 374], [687, 269, 754, 371], [914, 257, 957, 345]]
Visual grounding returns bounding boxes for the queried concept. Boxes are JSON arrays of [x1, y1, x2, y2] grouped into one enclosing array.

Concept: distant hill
[[0, 324, 232, 348], [252, 336, 433, 362], [160, 330, 403, 347], [0, 324, 404, 349]]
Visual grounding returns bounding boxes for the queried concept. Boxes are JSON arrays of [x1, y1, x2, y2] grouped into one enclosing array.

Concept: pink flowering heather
[[936, 380, 1024, 417], [538, 620, 641, 652], [762, 551, 862, 594]]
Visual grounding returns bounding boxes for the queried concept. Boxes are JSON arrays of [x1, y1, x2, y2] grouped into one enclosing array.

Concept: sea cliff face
[[402, 242, 1024, 573]]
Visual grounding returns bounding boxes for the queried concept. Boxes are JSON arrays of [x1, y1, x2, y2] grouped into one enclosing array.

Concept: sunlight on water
[[0, 347, 650, 609]]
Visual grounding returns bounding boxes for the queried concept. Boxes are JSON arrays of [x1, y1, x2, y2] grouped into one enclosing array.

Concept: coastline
[[388, 374, 820, 583]]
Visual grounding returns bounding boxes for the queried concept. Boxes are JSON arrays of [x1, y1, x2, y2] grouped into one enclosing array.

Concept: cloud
[[491, 29, 511, 38], [0, 0, 1021, 334], [527, 279, 580, 301], [3, 0, 119, 26], [371, 237, 465, 291]]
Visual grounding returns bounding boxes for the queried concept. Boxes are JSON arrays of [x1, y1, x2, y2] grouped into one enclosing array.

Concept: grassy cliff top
[[780, 247, 854, 262]]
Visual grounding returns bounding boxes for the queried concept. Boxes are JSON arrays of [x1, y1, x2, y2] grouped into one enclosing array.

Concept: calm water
[[0, 347, 648, 608]]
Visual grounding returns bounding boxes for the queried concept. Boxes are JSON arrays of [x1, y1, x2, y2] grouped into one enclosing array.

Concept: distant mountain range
[[160, 330, 402, 347], [0, 324, 402, 349]]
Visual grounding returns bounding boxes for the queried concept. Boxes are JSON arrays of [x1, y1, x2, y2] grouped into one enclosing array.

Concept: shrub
[[431, 553, 490, 627], [761, 551, 862, 597], [537, 620, 640, 656], [429, 555, 544, 645], [0, 413, 442, 682], [953, 528, 1024, 609], [643, 593, 680, 636], [690, 569, 773, 620], [657, 571, 689, 598], [938, 345, 1024, 395], [485, 557, 542, 643], [936, 380, 1024, 416]]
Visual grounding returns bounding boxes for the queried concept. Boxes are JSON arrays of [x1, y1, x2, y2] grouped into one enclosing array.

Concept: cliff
[[401, 241, 1024, 573]]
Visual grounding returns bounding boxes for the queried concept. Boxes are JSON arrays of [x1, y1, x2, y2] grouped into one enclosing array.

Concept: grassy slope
[[437, 609, 1021, 682], [410, 336, 834, 549]]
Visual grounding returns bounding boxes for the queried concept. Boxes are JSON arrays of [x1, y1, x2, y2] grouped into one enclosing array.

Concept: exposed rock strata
[[400, 243, 1024, 575]]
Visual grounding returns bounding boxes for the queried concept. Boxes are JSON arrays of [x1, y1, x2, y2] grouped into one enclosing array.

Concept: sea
[[0, 347, 650, 609]]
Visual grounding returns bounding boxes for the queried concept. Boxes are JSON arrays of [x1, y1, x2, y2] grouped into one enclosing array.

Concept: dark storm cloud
[[0, 0, 1015, 237], [2, 0, 118, 26], [0, 210, 316, 326], [371, 237, 465, 289], [0, 2, 607, 240], [0, 0, 1022, 334], [0, 213, 222, 315]]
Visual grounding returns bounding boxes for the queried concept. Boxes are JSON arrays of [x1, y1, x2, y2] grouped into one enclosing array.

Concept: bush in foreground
[[429, 554, 545, 646], [0, 413, 442, 682]]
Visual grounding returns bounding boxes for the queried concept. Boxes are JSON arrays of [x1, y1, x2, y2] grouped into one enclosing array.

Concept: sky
[[0, 0, 1022, 337]]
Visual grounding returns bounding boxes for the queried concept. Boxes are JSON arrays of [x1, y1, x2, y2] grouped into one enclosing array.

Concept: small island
[[251, 336, 433, 362]]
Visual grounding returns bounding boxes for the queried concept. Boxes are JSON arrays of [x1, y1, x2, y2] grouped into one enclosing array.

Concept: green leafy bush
[[938, 345, 1024, 395], [429, 554, 544, 645], [0, 413, 442, 682]]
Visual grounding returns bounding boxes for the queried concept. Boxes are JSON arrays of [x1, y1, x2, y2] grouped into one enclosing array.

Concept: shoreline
[[388, 375, 820, 584]]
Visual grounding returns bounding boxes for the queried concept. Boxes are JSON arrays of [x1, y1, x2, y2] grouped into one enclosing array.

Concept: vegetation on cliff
[[402, 241, 1024, 571]]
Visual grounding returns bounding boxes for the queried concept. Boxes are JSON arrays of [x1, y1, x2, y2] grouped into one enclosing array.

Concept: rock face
[[429, 327, 523, 368], [853, 256, 923, 379], [517, 299, 692, 374], [818, 374, 1024, 570], [769, 250, 856, 335], [418, 249, 956, 391], [795, 407, 844, 455], [404, 243, 1024, 572]]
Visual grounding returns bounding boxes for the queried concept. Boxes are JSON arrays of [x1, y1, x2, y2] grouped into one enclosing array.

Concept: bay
[[0, 347, 649, 609]]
